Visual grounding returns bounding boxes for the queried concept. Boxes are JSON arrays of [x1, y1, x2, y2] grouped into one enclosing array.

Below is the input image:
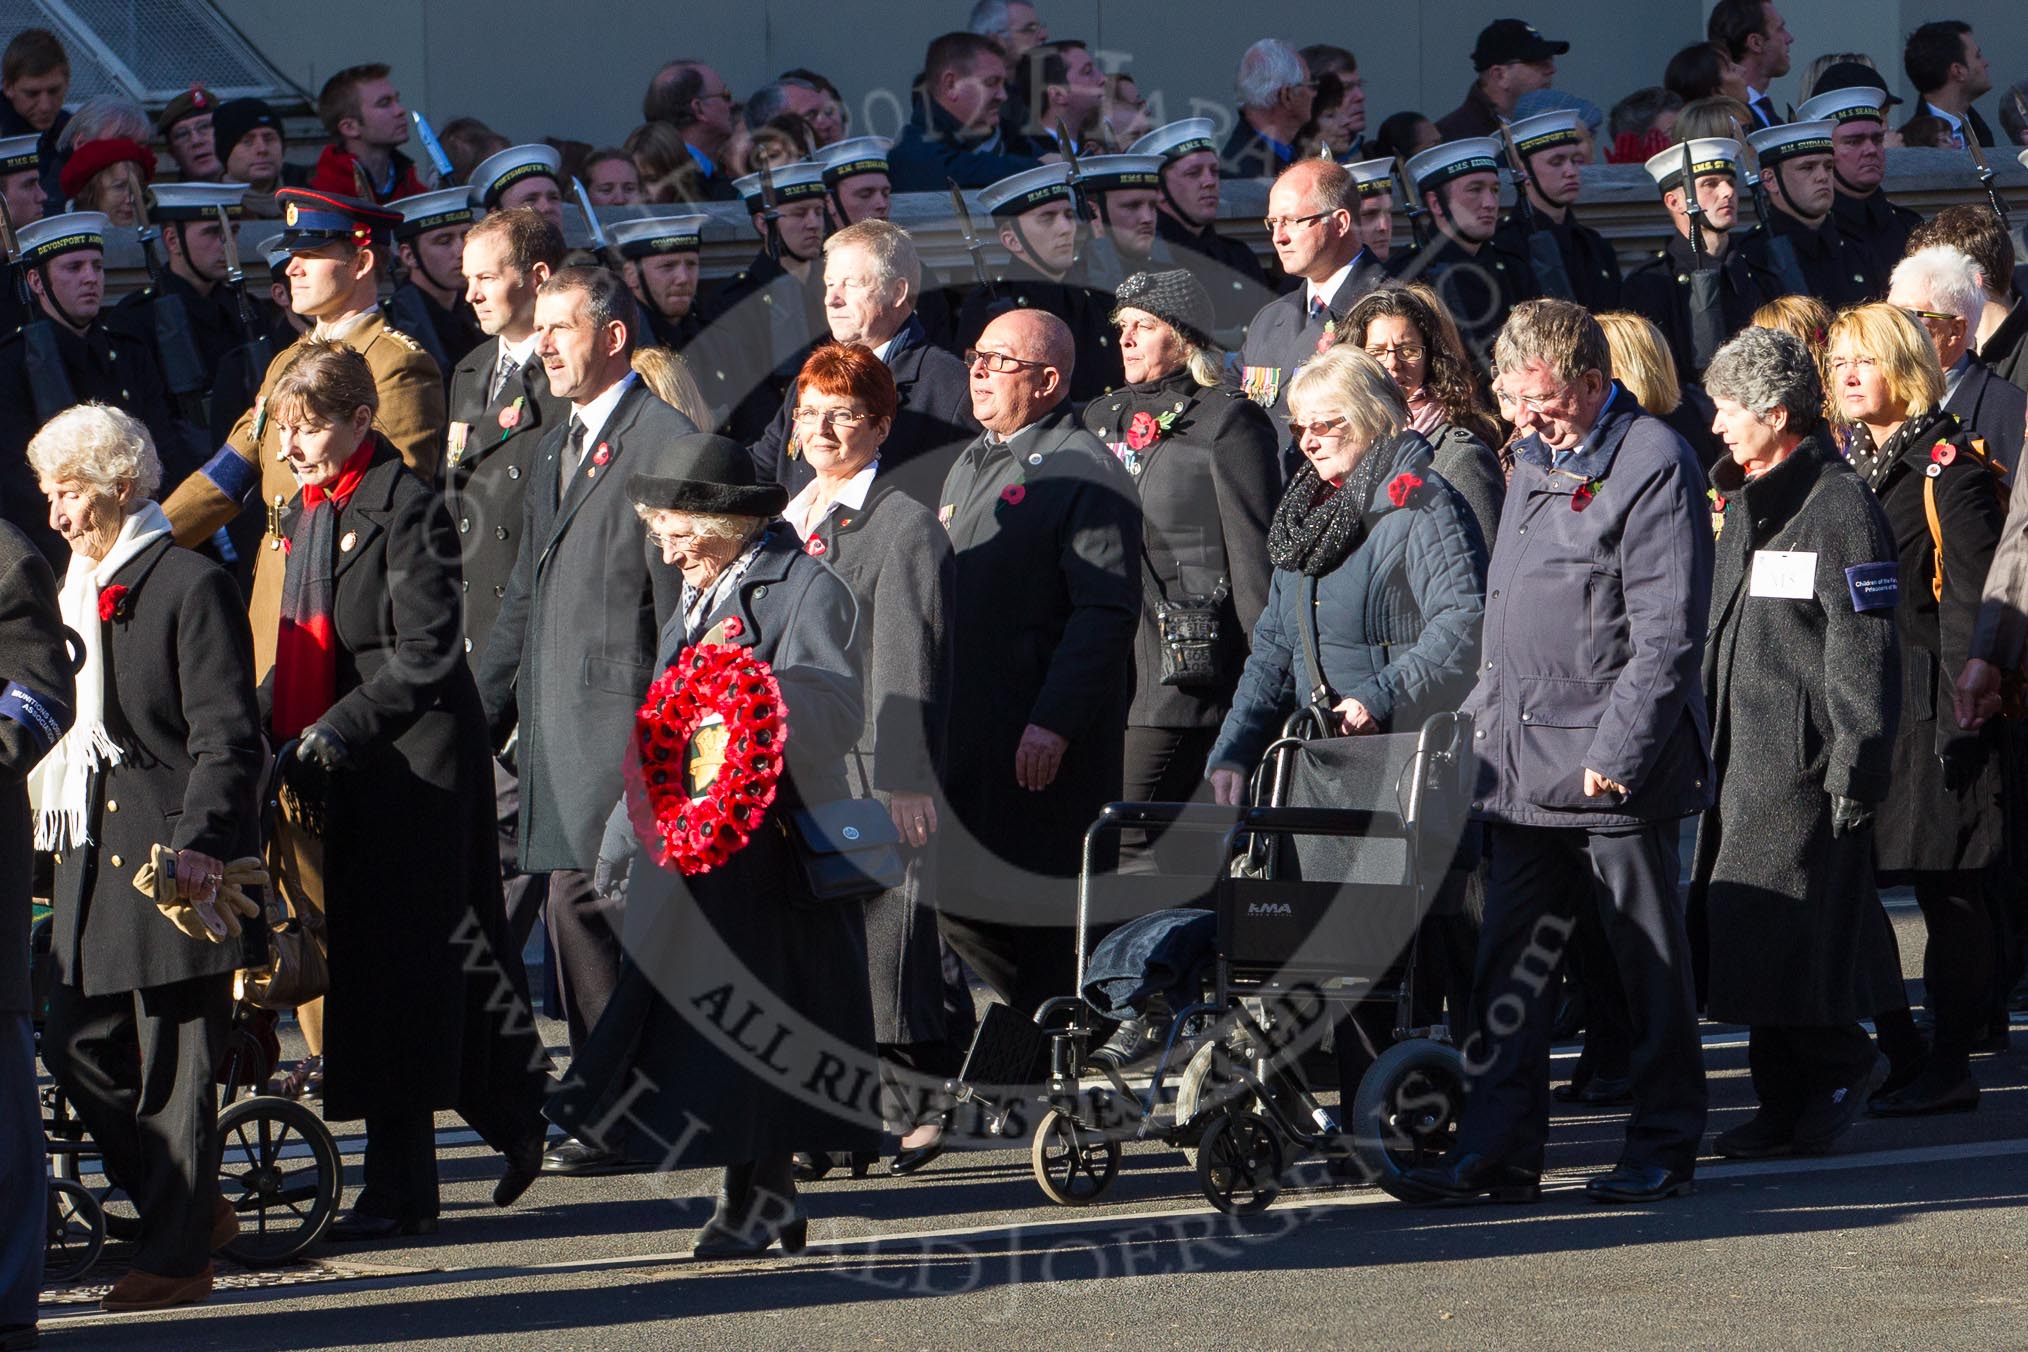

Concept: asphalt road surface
[[35, 903, 2028, 1350]]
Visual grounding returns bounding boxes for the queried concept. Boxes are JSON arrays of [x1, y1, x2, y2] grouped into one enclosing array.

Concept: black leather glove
[[1938, 742, 1985, 795], [296, 723, 351, 773], [1830, 795, 1873, 838]]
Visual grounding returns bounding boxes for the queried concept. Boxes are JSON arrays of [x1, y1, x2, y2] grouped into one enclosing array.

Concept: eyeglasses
[[1511, 376, 1584, 414], [965, 348, 1050, 374], [1286, 415, 1350, 441], [1827, 355, 1880, 375], [1901, 306, 1960, 326], [1364, 343, 1425, 364], [1262, 211, 1330, 234], [646, 528, 711, 551], [792, 406, 873, 430]]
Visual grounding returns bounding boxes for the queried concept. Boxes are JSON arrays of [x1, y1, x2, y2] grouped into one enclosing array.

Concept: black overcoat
[[1083, 368, 1279, 729], [444, 335, 572, 669], [547, 526, 881, 1166], [1943, 356, 2027, 471], [271, 447, 547, 1122], [1851, 411, 2006, 874], [0, 524, 73, 1017], [476, 378, 691, 872], [50, 538, 263, 997], [1691, 435, 1902, 1026], [811, 484, 955, 1046], [937, 405, 1141, 900]]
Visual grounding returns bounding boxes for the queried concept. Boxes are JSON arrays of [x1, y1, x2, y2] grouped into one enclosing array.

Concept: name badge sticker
[[1844, 561, 1899, 612], [1749, 549, 1817, 599]]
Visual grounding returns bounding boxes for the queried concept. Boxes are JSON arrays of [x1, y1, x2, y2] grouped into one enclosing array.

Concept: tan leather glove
[[135, 843, 267, 942]]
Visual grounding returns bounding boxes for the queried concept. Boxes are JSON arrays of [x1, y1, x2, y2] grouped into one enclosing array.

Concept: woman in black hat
[[545, 431, 880, 1259]]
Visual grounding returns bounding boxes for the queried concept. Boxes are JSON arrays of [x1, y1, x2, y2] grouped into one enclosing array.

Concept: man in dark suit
[[1399, 301, 1712, 1207], [1908, 207, 2028, 397], [749, 219, 976, 509], [640, 61, 741, 203], [476, 267, 691, 1173], [1130, 119, 1270, 339], [936, 309, 1140, 1015], [1707, 0, 1793, 131], [1890, 244, 2027, 469], [452, 207, 568, 950], [1219, 39, 1312, 182], [888, 32, 1042, 193], [0, 520, 73, 1349], [1240, 158, 1385, 447], [1905, 20, 1995, 149]]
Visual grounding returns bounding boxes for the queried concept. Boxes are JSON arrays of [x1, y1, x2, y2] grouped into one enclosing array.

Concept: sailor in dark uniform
[[1491, 109, 1621, 311], [1740, 120, 1882, 309], [1345, 157, 1402, 266], [1797, 78, 1921, 290], [0, 133, 48, 339], [951, 161, 1121, 403], [468, 143, 566, 235], [703, 160, 832, 440], [1402, 137, 1539, 371], [1128, 118, 1270, 339], [387, 186, 483, 378], [608, 213, 744, 433], [1624, 137, 1785, 387], [0, 212, 179, 565], [1076, 153, 1176, 296], [817, 135, 894, 227]]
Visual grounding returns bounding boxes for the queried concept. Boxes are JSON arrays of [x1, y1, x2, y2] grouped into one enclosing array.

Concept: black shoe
[[1794, 1058, 1884, 1149], [1392, 1153, 1541, 1205], [1867, 1067, 1979, 1117], [1584, 1163, 1693, 1203], [1550, 991, 1587, 1042], [539, 1140, 643, 1176], [888, 1128, 948, 1176], [1972, 1025, 2011, 1056], [495, 1132, 545, 1207], [0, 1323, 38, 1351], [694, 1157, 806, 1260], [793, 1150, 876, 1182], [1087, 1014, 1172, 1074], [324, 1211, 439, 1241], [1868, 1053, 1927, 1109], [1565, 1074, 1633, 1105], [1712, 1111, 1797, 1159]]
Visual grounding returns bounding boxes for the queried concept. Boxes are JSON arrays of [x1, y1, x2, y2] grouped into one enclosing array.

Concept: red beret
[[59, 138, 155, 202]]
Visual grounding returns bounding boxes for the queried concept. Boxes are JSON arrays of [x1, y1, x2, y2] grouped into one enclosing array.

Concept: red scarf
[[273, 441, 374, 738]]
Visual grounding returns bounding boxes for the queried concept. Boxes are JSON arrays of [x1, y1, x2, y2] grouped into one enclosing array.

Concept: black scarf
[[1266, 439, 1397, 576], [1847, 407, 1955, 494]]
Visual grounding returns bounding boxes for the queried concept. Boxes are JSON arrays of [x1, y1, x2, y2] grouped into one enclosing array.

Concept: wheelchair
[[34, 751, 346, 1283], [949, 711, 1475, 1216]]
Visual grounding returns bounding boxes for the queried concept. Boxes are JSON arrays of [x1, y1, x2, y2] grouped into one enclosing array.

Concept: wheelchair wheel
[[217, 1095, 342, 1265], [1031, 1108, 1122, 1206], [45, 1178, 105, 1284], [1194, 1111, 1283, 1215], [1348, 1039, 1467, 1197]]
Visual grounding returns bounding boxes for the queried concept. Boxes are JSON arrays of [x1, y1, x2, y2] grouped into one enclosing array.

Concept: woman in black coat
[[264, 341, 550, 1239], [779, 343, 956, 1178], [1695, 328, 1902, 1158], [1083, 271, 1279, 873], [29, 403, 263, 1311], [546, 431, 879, 1259], [1831, 304, 2006, 1117]]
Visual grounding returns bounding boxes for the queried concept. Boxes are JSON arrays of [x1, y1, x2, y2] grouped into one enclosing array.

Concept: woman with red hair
[[781, 341, 960, 1180]]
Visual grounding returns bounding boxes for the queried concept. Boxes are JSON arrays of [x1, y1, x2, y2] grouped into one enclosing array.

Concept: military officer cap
[[978, 162, 1074, 219], [274, 186, 402, 252], [732, 160, 826, 214], [394, 186, 476, 239], [1129, 118, 1218, 164], [156, 85, 215, 137], [147, 180, 249, 221], [609, 214, 709, 259], [1644, 138, 1741, 195], [1795, 86, 1889, 128], [1406, 137, 1503, 195], [16, 212, 109, 265], [0, 133, 40, 177], [1077, 153, 1164, 193], [1747, 120, 1836, 167], [817, 136, 891, 186], [1344, 157, 1399, 200], [1505, 109, 1585, 163], [470, 143, 563, 211]]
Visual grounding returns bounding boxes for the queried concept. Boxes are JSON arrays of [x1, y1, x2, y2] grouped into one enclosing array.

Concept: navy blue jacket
[[1208, 432, 1487, 774], [889, 96, 1042, 193], [1463, 387, 1715, 827]]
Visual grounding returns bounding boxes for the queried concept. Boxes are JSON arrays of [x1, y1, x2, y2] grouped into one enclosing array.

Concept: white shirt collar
[[499, 331, 541, 368], [314, 307, 379, 342], [784, 459, 879, 540], [871, 330, 905, 365], [570, 370, 637, 447], [1925, 101, 1964, 130], [1305, 259, 1356, 314]]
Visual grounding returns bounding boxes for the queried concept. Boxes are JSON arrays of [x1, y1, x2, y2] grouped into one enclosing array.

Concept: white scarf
[[29, 501, 173, 850]]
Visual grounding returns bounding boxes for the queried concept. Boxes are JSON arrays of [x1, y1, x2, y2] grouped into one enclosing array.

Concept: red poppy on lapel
[[97, 585, 129, 622], [592, 443, 612, 466]]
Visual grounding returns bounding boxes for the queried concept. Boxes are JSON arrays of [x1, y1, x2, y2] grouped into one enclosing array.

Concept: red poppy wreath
[[624, 643, 788, 875]]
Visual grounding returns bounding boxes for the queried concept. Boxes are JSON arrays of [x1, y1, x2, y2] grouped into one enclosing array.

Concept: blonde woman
[[1598, 310, 1724, 469]]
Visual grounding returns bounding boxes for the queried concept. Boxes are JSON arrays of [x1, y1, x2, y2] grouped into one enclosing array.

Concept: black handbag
[[1144, 544, 1229, 688], [784, 799, 905, 903]]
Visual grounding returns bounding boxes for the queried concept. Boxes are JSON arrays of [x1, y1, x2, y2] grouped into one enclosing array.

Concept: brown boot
[[211, 1195, 239, 1252], [100, 1265, 214, 1313]]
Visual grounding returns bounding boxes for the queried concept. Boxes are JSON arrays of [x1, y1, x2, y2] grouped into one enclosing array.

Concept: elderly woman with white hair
[[29, 402, 264, 1314]]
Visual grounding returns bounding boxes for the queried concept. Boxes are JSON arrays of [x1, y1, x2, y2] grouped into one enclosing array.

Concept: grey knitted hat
[[1112, 269, 1216, 350]]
